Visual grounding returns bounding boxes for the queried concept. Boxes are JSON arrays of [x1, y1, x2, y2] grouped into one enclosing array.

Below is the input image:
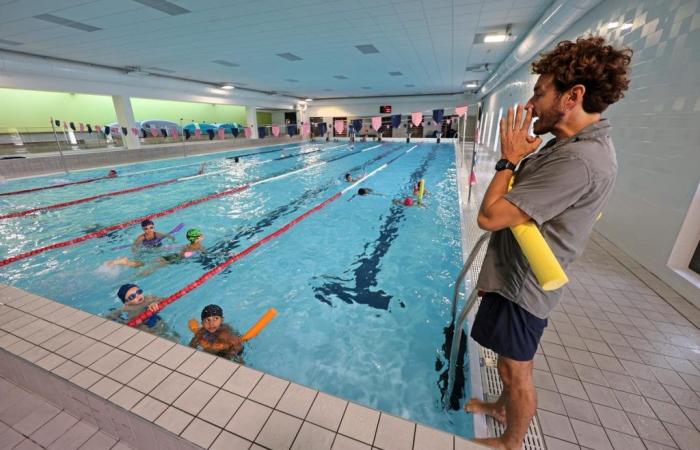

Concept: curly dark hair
[[531, 36, 633, 113]]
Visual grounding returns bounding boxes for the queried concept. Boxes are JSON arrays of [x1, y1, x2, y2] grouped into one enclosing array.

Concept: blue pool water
[[0, 141, 473, 437]]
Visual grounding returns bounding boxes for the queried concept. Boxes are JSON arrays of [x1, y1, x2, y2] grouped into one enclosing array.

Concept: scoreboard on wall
[[380, 105, 392, 114]]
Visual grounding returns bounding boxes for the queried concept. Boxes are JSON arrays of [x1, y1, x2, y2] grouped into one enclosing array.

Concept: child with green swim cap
[[161, 228, 205, 263]]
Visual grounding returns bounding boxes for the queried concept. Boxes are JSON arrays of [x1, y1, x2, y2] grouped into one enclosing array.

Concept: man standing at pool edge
[[466, 36, 632, 450]]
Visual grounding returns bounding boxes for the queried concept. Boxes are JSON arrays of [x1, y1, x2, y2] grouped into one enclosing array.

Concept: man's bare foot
[[473, 437, 512, 450], [464, 398, 507, 425]]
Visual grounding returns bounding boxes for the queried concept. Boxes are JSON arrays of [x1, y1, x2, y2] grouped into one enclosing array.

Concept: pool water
[[0, 141, 473, 437]]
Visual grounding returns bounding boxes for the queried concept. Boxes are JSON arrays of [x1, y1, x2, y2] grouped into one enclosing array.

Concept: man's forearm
[[479, 169, 513, 216]]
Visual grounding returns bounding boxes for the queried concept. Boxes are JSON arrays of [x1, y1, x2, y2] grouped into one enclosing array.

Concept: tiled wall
[[478, 0, 700, 304]]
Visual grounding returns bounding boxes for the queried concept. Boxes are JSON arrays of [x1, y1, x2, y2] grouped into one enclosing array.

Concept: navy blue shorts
[[470, 292, 547, 361]]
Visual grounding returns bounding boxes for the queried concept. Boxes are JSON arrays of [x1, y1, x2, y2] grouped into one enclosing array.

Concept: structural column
[[246, 106, 258, 139], [111, 95, 141, 149]]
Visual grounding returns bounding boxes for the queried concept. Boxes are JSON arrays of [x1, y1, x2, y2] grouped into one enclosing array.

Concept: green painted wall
[[256, 112, 272, 125], [0, 88, 248, 131]]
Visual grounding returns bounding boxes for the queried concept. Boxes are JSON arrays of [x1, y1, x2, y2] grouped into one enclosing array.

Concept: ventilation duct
[[479, 0, 603, 96]]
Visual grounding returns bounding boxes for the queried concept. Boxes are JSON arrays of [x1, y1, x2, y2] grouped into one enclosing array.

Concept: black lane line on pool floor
[[198, 144, 403, 272], [312, 144, 439, 311]]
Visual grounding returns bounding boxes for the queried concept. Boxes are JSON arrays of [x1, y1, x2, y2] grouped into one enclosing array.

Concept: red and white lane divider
[[0, 144, 345, 220], [0, 143, 310, 197], [0, 175, 114, 196], [0, 144, 391, 268], [127, 145, 418, 327]]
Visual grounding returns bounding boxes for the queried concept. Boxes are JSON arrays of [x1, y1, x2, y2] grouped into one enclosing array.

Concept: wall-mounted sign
[[380, 105, 392, 114]]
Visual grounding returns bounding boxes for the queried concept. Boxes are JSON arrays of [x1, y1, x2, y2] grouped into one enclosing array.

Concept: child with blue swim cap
[[104, 283, 178, 340]]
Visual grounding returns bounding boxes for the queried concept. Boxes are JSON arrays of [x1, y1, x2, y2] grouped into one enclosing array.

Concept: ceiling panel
[[0, 0, 554, 98]]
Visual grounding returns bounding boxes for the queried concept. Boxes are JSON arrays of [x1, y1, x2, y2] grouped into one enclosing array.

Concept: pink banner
[[455, 105, 468, 116], [244, 127, 252, 138], [411, 112, 423, 127], [217, 128, 225, 139], [79, 123, 85, 132], [95, 125, 102, 133], [301, 123, 311, 136], [271, 125, 280, 137], [371, 116, 382, 131], [334, 120, 344, 134], [195, 128, 201, 138], [111, 127, 120, 135], [131, 127, 139, 136], [151, 127, 159, 137], [171, 128, 179, 139]]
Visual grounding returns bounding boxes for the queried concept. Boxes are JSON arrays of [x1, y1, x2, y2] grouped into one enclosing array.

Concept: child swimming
[[105, 284, 178, 340], [108, 228, 205, 273], [188, 304, 244, 362]]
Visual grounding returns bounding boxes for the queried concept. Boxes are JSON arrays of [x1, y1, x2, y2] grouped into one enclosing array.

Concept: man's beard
[[533, 105, 565, 135]]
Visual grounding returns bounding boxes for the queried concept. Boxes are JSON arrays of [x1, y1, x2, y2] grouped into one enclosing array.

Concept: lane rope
[[127, 144, 418, 327], [0, 143, 314, 196], [0, 144, 346, 220], [0, 144, 390, 268]]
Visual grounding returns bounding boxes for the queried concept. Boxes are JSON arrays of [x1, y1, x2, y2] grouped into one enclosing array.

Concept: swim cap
[[403, 197, 414, 206], [117, 284, 138, 303], [141, 219, 154, 228], [201, 304, 223, 320], [186, 228, 202, 243]]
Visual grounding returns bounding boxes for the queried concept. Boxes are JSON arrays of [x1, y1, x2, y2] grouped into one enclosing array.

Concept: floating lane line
[[0, 143, 390, 268], [127, 143, 418, 327]]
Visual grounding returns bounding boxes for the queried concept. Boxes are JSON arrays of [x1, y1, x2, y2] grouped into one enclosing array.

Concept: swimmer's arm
[[131, 236, 143, 252], [156, 232, 175, 242], [104, 308, 124, 321], [188, 330, 204, 348]]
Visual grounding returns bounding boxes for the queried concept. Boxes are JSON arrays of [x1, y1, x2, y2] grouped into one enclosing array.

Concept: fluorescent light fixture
[[620, 22, 633, 30], [464, 83, 478, 88], [608, 21, 620, 28], [484, 34, 507, 43], [221, 84, 234, 90], [305, 98, 313, 101]]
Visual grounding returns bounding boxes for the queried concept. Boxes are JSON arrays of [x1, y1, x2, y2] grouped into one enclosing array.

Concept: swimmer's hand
[[147, 303, 160, 313]]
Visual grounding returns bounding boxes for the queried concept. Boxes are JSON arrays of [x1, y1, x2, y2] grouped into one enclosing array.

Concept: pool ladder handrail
[[446, 231, 491, 406]]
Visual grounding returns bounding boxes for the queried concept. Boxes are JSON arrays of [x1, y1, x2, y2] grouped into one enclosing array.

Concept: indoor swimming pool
[[0, 141, 473, 438]]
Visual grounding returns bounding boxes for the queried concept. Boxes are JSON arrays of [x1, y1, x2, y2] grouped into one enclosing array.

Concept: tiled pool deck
[[0, 284, 489, 450]]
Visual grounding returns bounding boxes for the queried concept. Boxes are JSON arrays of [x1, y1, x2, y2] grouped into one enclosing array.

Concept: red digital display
[[380, 105, 392, 114]]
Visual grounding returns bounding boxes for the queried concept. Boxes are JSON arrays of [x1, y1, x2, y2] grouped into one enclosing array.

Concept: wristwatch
[[495, 159, 517, 172]]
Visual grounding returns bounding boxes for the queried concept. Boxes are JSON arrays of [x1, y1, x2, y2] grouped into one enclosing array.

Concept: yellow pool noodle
[[417, 179, 425, 204], [509, 177, 569, 291], [242, 308, 278, 342]]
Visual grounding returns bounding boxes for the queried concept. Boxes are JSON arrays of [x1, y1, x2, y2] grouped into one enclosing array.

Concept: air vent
[[146, 66, 175, 73], [284, 79, 299, 83], [34, 14, 101, 32], [404, 84, 415, 87], [277, 52, 303, 61], [0, 38, 21, 46], [361, 86, 372, 90], [132, 0, 191, 16], [333, 75, 348, 80], [388, 71, 402, 76], [212, 60, 239, 67], [355, 44, 379, 54]]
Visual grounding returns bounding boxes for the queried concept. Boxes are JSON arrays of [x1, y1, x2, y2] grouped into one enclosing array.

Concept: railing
[[445, 231, 491, 406]]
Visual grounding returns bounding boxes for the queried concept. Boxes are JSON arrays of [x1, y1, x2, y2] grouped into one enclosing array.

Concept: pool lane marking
[[0, 143, 391, 268], [361, 144, 382, 152], [127, 143, 418, 327], [0, 143, 311, 196], [0, 144, 348, 220]]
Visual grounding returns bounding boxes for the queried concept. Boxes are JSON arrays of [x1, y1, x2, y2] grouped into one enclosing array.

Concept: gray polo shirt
[[476, 119, 617, 319]]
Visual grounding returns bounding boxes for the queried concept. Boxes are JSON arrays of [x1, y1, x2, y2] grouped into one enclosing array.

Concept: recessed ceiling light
[[212, 60, 239, 67], [305, 98, 313, 102], [404, 84, 415, 87], [388, 71, 402, 76], [464, 80, 479, 88], [333, 75, 348, 80], [34, 13, 101, 32], [284, 78, 299, 83], [620, 23, 633, 30], [607, 21, 620, 28], [221, 84, 234, 90], [133, 0, 190, 16], [484, 34, 508, 43]]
